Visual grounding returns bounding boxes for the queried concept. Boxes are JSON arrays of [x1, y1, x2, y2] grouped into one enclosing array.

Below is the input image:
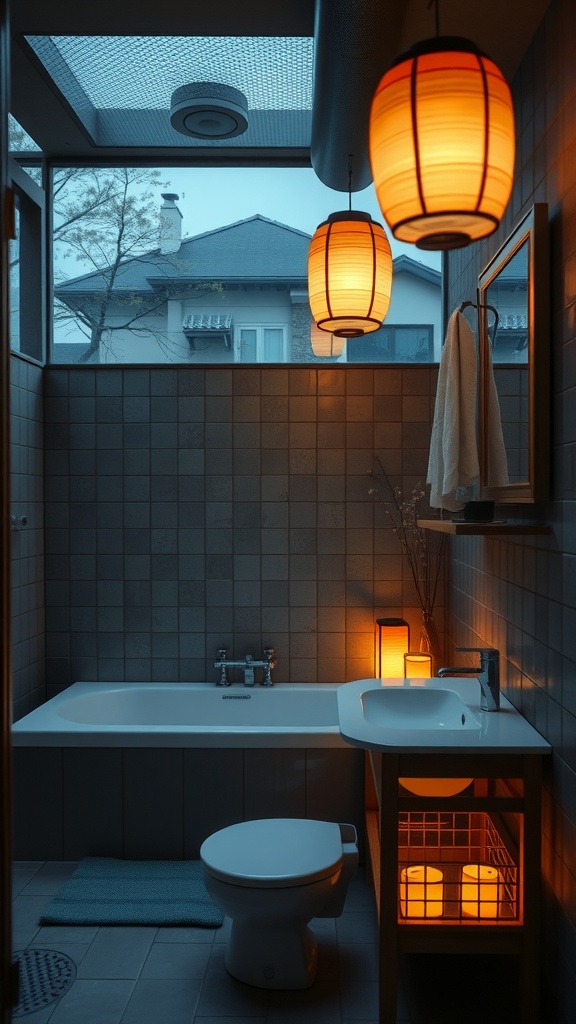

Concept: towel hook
[[459, 299, 499, 346]]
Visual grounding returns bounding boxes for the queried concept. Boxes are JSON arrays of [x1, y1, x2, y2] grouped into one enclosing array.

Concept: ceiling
[[10, 0, 551, 191]]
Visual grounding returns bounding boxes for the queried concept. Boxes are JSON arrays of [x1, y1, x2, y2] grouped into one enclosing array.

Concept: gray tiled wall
[[10, 354, 45, 719], [445, 2, 576, 1019], [42, 364, 440, 694]]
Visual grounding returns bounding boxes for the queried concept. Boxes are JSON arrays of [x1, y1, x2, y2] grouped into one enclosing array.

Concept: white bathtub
[[12, 682, 349, 748]]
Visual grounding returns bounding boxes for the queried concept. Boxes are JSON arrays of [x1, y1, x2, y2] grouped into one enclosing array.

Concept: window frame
[[235, 323, 288, 363], [8, 156, 46, 364]]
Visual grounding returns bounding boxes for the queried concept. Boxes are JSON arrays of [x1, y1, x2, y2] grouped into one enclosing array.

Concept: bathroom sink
[[336, 678, 552, 753], [361, 686, 480, 731]]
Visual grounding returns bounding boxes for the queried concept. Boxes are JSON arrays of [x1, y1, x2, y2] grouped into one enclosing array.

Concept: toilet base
[[225, 919, 318, 990]]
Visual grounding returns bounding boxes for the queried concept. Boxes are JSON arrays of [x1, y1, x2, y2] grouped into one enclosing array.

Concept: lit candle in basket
[[400, 865, 443, 918], [461, 864, 503, 918]]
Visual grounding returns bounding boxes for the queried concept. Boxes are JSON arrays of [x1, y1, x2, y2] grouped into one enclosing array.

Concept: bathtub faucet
[[437, 647, 500, 711], [213, 648, 277, 686]]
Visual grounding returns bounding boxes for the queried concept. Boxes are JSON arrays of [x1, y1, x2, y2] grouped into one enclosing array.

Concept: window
[[347, 324, 434, 363], [236, 326, 287, 363], [49, 165, 441, 365]]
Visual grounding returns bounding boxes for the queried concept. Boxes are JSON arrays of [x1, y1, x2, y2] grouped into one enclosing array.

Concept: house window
[[236, 326, 287, 363], [347, 324, 434, 363]]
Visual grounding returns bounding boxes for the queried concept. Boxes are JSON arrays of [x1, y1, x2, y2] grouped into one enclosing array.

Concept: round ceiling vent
[[170, 82, 249, 139]]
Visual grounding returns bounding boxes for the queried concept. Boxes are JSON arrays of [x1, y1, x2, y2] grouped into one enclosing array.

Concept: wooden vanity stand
[[365, 751, 544, 1024]]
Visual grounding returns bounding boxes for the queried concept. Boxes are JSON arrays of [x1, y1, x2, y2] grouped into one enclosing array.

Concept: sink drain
[[12, 949, 76, 1017]]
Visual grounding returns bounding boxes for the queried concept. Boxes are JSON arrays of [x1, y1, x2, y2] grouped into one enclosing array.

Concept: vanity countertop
[[337, 677, 552, 755]]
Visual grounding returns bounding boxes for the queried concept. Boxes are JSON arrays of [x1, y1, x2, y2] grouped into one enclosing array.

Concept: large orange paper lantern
[[308, 211, 392, 337], [369, 37, 515, 250]]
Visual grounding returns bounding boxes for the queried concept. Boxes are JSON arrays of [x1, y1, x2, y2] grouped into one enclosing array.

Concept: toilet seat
[[200, 818, 343, 888]]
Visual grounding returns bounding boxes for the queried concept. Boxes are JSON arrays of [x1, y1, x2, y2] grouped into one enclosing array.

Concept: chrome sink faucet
[[213, 648, 276, 687], [437, 647, 500, 711]]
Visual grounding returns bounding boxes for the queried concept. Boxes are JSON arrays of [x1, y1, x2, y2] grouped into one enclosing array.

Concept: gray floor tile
[[339, 978, 380, 1020], [31, 924, 99, 945], [336, 911, 379, 945], [76, 927, 157, 979], [140, 942, 212, 980], [19, 862, 80, 895], [344, 876, 377, 912], [338, 942, 380, 981], [194, 1019, 265, 1023], [12, 862, 44, 896], [121, 978, 203, 1024], [315, 941, 340, 981], [12, 894, 52, 946], [194, 963, 268, 1018], [48, 979, 135, 1024], [156, 925, 219, 944], [266, 979, 341, 1023]]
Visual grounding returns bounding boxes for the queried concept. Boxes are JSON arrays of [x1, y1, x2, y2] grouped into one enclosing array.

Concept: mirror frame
[[478, 203, 549, 503]]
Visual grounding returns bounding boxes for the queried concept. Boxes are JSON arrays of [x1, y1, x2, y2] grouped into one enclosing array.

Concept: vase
[[419, 613, 442, 675]]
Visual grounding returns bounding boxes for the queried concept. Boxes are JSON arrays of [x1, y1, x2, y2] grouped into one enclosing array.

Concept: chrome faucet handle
[[457, 646, 499, 662], [243, 654, 255, 687], [214, 648, 230, 686], [262, 648, 276, 686]]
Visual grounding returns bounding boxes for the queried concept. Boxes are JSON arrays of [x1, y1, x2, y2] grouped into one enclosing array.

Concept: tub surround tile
[[183, 750, 243, 859], [123, 749, 184, 859], [63, 749, 123, 860]]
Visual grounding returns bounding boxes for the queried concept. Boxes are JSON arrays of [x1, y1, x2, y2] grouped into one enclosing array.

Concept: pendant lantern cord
[[347, 154, 353, 211], [427, 0, 440, 37]]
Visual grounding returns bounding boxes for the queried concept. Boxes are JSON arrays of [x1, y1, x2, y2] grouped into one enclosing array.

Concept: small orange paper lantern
[[369, 37, 515, 250], [375, 617, 410, 678], [308, 211, 392, 337]]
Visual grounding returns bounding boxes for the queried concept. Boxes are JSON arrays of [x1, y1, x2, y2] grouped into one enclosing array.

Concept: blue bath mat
[[39, 857, 224, 927]]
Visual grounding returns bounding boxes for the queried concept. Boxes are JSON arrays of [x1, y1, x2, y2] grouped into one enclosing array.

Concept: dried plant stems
[[368, 454, 447, 618]]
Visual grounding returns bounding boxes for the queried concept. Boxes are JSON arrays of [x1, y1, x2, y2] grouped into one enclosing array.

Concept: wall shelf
[[417, 519, 550, 536]]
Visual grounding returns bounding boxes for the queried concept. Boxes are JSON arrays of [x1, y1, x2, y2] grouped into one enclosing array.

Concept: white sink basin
[[361, 686, 480, 732], [337, 678, 552, 753]]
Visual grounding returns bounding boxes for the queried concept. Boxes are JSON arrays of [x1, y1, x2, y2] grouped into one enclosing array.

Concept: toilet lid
[[200, 818, 343, 888]]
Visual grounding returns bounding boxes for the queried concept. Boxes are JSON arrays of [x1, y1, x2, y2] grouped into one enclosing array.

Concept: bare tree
[[54, 166, 192, 362]]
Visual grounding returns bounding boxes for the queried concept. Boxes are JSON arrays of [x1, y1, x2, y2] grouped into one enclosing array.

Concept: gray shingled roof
[[56, 215, 312, 297]]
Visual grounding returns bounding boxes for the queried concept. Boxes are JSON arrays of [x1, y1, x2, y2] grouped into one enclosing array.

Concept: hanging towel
[[427, 309, 480, 511]]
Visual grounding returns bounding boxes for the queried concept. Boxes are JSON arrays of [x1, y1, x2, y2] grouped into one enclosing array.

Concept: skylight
[[24, 36, 314, 149]]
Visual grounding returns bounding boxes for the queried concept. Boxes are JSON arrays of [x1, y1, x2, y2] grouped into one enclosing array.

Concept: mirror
[[477, 203, 549, 503]]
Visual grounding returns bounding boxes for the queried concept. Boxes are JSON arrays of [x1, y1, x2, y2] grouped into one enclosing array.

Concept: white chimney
[[159, 192, 183, 254]]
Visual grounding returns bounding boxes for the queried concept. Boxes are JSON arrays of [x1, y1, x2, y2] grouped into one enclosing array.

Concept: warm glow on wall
[[369, 37, 515, 250], [375, 618, 410, 678], [308, 212, 392, 337]]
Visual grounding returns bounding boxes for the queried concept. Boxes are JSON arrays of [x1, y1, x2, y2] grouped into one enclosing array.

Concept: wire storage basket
[[397, 811, 518, 922]]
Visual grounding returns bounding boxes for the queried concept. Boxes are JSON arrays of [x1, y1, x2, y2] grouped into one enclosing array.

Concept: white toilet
[[200, 817, 358, 990]]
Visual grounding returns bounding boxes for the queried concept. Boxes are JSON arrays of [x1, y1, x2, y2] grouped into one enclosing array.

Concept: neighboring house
[[54, 195, 442, 364]]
